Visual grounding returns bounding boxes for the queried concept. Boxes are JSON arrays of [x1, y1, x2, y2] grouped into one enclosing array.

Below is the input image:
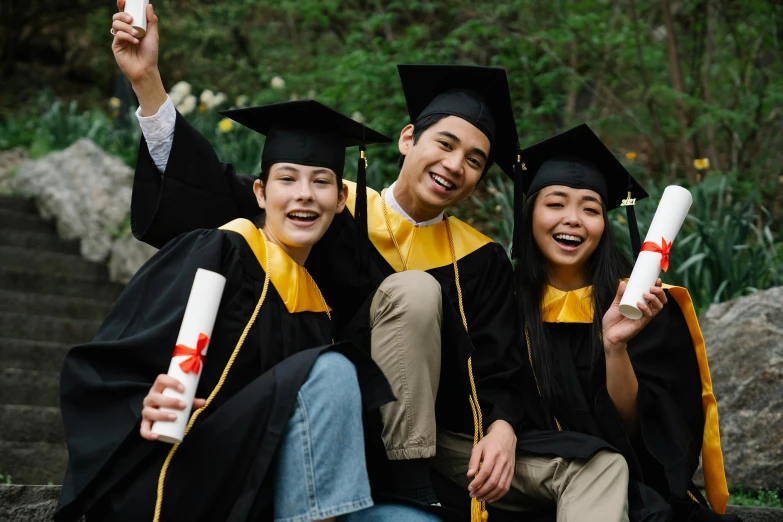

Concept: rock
[[108, 234, 157, 284], [12, 139, 133, 263], [701, 286, 783, 491], [0, 148, 29, 195]]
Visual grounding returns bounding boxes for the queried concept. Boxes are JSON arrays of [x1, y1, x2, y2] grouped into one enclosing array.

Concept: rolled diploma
[[151, 268, 226, 444], [123, 0, 149, 37], [619, 185, 692, 320]]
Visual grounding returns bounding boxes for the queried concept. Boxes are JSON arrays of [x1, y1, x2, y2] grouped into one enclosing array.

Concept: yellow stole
[[541, 283, 729, 513], [218, 219, 331, 315], [344, 180, 494, 272]]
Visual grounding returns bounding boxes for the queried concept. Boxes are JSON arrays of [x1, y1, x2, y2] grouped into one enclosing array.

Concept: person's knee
[[305, 352, 361, 410], [380, 270, 441, 320], [594, 450, 629, 485]]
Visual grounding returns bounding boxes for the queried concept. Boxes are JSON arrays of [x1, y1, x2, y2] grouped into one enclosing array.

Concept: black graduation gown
[[510, 285, 738, 522], [55, 219, 394, 522]]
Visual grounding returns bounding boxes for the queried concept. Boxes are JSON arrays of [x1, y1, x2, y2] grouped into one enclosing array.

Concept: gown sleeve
[[464, 244, 526, 433], [593, 290, 704, 500], [57, 229, 241, 517], [131, 111, 259, 248]]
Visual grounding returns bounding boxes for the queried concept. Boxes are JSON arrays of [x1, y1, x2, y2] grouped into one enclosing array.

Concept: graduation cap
[[397, 64, 521, 178], [513, 123, 649, 259], [220, 100, 392, 271]]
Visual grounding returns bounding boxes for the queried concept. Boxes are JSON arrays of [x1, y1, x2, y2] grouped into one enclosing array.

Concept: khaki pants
[[432, 430, 630, 522], [369, 270, 442, 460]]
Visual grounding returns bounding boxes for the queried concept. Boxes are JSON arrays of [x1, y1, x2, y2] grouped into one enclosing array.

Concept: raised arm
[[111, 1, 258, 248]]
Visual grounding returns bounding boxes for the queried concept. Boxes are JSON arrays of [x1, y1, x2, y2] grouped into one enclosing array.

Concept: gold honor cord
[[152, 229, 332, 521], [445, 218, 488, 522], [378, 192, 487, 521], [380, 189, 409, 271]]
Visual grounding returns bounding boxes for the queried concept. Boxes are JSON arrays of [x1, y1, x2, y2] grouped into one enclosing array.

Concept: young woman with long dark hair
[[512, 124, 739, 522]]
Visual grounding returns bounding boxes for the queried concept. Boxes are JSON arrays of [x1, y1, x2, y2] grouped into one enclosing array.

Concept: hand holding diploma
[[140, 375, 206, 441], [111, 0, 168, 116], [602, 278, 668, 354], [148, 268, 227, 444]]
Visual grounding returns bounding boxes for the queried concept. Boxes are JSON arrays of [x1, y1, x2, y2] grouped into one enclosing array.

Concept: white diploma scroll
[[151, 268, 226, 444], [123, 0, 150, 38], [619, 185, 692, 320]]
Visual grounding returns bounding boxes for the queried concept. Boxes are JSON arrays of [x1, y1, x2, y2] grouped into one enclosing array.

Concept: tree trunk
[[661, 0, 696, 182], [701, 0, 720, 171]]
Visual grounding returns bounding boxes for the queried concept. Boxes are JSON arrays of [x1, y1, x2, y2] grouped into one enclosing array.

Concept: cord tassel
[[355, 144, 370, 272], [511, 148, 524, 259], [626, 203, 641, 261]]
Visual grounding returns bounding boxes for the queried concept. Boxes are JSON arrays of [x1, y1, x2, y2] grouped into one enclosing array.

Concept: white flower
[[199, 90, 227, 110], [177, 94, 197, 116], [235, 95, 249, 107], [211, 92, 227, 107], [270, 76, 286, 90], [168, 81, 192, 106], [307, 89, 317, 99], [199, 89, 215, 105], [351, 111, 365, 124], [289, 92, 299, 101]]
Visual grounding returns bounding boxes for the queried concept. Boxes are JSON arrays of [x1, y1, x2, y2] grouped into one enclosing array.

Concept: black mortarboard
[[219, 100, 391, 177], [513, 123, 649, 259], [220, 100, 392, 271], [397, 64, 520, 178]]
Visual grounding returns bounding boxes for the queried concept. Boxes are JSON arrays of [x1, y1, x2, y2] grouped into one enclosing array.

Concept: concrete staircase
[[0, 195, 123, 486]]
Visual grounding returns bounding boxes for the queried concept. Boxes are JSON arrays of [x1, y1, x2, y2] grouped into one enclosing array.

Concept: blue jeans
[[273, 351, 373, 521], [273, 351, 442, 522]]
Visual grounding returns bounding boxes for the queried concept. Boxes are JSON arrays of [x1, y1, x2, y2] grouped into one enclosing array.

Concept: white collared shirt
[[385, 181, 444, 227]]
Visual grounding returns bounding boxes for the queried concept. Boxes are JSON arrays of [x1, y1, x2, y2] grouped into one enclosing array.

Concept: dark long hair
[[514, 190, 632, 418]]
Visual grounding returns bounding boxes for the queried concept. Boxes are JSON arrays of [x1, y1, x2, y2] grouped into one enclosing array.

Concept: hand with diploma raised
[[602, 278, 668, 354], [140, 374, 206, 441], [111, 0, 168, 116]]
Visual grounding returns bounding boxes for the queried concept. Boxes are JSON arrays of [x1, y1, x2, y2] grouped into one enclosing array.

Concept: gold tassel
[[471, 497, 488, 521]]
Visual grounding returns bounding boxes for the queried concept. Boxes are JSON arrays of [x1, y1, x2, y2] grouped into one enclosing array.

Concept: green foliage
[[0, 91, 141, 166], [729, 486, 782, 508], [0, 472, 12, 485]]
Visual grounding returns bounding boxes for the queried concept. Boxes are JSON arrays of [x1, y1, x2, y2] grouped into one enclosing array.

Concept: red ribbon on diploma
[[172, 333, 209, 374], [641, 237, 672, 272]]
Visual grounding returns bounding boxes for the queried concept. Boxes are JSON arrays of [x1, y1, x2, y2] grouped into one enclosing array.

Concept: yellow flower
[[617, 213, 627, 225], [693, 158, 710, 170], [108, 97, 122, 109], [625, 151, 637, 161], [218, 118, 234, 133]]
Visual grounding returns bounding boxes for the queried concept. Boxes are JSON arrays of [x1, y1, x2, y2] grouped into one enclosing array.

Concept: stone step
[[0, 208, 53, 234], [0, 405, 63, 444], [0, 246, 106, 280], [0, 441, 67, 485], [0, 228, 80, 255], [0, 338, 71, 373], [0, 196, 37, 215], [0, 312, 101, 345], [0, 368, 60, 407], [0, 488, 780, 522], [0, 289, 113, 322], [0, 267, 124, 301], [0, 485, 72, 521]]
